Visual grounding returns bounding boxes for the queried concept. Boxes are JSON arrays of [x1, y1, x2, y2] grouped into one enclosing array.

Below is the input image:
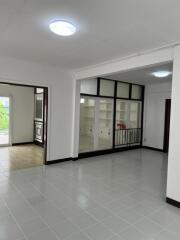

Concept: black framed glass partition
[[79, 77, 144, 155]]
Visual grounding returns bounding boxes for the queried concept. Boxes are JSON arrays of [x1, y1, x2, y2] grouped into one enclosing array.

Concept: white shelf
[[116, 110, 127, 112], [100, 102, 112, 104], [84, 106, 95, 108], [84, 116, 94, 119], [100, 109, 112, 112], [99, 118, 112, 120]]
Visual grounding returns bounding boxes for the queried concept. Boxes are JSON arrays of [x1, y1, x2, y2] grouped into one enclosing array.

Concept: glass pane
[[129, 102, 141, 128], [117, 82, 129, 98], [0, 97, 10, 145], [80, 78, 97, 95], [79, 98, 95, 152], [100, 79, 114, 97], [97, 99, 113, 150], [115, 100, 129, 146], [115, 100, 141, 146], [36, 88, 44, 94], [131, 85, 142, 99], [35, 94, 43, 121], [116, 100, 129, 129]]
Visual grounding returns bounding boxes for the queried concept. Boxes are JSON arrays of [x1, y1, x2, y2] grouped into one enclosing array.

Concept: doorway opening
[[0, 96, 10, 146], [163, 99, 171, 153], [0, 83, 48, 171]]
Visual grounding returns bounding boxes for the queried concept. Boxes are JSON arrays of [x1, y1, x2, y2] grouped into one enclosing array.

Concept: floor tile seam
[[3, 196, 58, 239], [130, 215, 168, 235], [161, 228, 180, 238], [2, 197, 29, 240], [29, 180, 75, 211], [84, 207, 136, 231], [2, 181, 66, 238], [79, 223, 117, 240]]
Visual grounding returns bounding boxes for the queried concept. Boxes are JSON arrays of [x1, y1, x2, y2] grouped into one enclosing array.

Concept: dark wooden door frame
[[163, 99, 171, 153], [0, 81, 48, 164]]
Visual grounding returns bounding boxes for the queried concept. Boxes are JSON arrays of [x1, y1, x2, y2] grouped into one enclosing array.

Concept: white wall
[[0, 85, 34, 144], [143, 82, 172, 149], [0, 57, 74, 161], [167, 45, 180, 202]]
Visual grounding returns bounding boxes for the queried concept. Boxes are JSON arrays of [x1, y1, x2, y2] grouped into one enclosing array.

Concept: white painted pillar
[[71, 79, 80, 158], [167, 45, 180, 202]]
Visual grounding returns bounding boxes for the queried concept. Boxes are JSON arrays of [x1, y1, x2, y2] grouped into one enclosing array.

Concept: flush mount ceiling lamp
[[49, 20, 76, 36], [152, 71, 172, 78]]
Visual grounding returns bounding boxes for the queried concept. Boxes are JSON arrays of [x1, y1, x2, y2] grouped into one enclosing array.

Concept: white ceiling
[[1, 0, 180, 70], [105, 62, 173, 84]]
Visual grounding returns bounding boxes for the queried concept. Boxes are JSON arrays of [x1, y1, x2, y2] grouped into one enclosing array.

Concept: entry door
[[0, 96, 10, 146], [79, 97, 113, 153], [163, 99, 171, 153]]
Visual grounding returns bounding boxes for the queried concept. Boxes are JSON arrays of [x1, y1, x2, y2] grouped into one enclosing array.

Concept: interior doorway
[[0, 82, 48, 171], [163, 99, 171, 153], [0, 96, 10, 146]]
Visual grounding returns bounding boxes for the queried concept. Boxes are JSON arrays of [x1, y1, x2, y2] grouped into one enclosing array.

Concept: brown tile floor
[[0, 144, 44, 171]]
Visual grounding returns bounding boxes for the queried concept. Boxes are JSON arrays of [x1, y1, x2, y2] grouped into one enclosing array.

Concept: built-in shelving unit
[[79, 77, 144, 156]]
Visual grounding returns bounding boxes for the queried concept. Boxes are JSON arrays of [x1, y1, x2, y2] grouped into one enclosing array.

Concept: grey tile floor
[[0, 149, 180, 240]]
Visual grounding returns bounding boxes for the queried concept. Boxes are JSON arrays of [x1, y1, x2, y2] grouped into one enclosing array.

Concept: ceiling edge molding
[[74, 44, 178, 80]]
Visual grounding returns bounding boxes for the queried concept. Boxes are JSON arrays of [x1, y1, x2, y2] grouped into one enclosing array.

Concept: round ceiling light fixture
[[49, 20, 76, 36], [152, 71, 171, 78]]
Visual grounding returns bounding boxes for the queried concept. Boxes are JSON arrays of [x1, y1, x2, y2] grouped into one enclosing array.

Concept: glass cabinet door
[[97, 99, 113, 150], [129, 102, 141, 128], [79, 97, 113, 153], [115, 100, 129, 146], [79, 98, 96, 153], [79, 97, 142, 153], [115, 100, 142, 146]]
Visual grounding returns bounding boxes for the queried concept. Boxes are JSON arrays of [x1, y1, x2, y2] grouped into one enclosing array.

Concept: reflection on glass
[[97, 99, 113, 150], [79, 98, 95, 153]]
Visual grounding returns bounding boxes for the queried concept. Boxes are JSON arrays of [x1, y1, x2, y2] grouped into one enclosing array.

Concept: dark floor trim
[[12, 142, 34, 146], [34, 140, 44, 147], [45, 157, 78, 165], [45, 146, 141, 165], [142, 146, 164, 152], [78, 145, 141, 159], [44, 145, 166, 165], [166, 197, 180, 208], [45, 158, 72, 165]]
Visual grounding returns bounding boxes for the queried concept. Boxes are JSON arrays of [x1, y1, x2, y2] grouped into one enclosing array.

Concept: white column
[[167, 45, 180, 202], [71, 79, 80, 158]]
